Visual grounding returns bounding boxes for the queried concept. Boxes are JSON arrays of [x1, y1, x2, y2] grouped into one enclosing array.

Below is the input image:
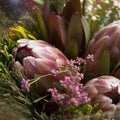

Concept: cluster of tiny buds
[[48, 75, 91, 107], [21, 54, 94, 94]]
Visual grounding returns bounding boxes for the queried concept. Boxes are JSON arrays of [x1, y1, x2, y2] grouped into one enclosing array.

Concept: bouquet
[[0, 0, 120, 119]]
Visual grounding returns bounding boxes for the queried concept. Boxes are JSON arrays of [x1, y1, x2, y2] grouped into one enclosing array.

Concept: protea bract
[[86, 21, 120, 79], [12, 39, 69, 94], [84, 75, 120, 115]]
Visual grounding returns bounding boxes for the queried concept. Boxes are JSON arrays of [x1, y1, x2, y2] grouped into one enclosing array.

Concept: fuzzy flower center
[[105, 87, 120, 104]]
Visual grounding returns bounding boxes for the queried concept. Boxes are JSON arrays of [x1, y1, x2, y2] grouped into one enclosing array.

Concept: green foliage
[[0, 11, 14, 36], [50, 0, 69, 13], [33, 0, 44, 4], [0, 62, 32, 119], [8, 8, 48, 41], [38, 104, 109, 120], [33, 8, 48, 41], [0, 0, 120, 119], [64, 12, 84, 59], [0, 37, 16, 65], [8, 25, 36, 41], [85, 0, 120, 39], [98, 50, 110, 75], [7, 1, 90, 59], [0, 32, 32, 119]]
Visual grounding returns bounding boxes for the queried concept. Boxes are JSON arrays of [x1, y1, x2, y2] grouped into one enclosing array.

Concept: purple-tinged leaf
[[65, 12, 85, 58], [61, 0, 82, 22], [49, 12, 67, 51], [111, 63, 120, 79], [81, 15, 90, 45]]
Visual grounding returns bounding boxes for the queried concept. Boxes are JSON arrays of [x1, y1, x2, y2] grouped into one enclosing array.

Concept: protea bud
[[84, 76, 120, 115], [86, 21, 120, 79], [12, 39, 69, 94]]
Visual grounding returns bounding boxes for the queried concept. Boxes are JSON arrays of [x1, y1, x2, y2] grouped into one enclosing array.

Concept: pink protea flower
[[13, 39, 69, 93], [84, 76, 120, 114], [86, 21, 120, 78], [13, 39, 67, 78]]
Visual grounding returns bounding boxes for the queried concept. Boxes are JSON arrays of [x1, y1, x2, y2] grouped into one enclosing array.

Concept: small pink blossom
[[50, 69, 58, 76], [86, 54, 94, 62], [21, 79, 30, 92], [77, 73, 84, 80], [48, 75, 90, 108], [68, 98, 79, 107]]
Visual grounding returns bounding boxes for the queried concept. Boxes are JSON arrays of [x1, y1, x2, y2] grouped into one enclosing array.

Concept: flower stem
[[29, 69, 70, 87]]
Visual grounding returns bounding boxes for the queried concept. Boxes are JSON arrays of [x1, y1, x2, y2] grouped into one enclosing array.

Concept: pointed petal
[[33, 7, 48, 41], [31, 47, 58, 61], [23, 56, 40, 78], [81, 15, 90, 44], [65, 12, 85, 58], [61, 0, 82, 22], [35, 59, 57, 74], [49, 12, 67, 51]]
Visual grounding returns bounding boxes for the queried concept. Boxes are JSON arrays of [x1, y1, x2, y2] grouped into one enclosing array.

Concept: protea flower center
[[105, 87, 120, 105], [84, 76, 120, 113], [15, 46, 33, 64]]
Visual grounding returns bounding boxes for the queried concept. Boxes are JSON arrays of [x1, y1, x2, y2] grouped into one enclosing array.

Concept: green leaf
[[33, 0, 44, 4], [98, 50, 110, 75], [9, 26, 36, 40], [34, 7, 48, 41], [65, 12, 85, 58], [64, 39, 78, 59], [33, 95, 48, 103]]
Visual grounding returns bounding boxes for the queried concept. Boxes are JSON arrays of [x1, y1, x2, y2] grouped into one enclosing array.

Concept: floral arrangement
[[0, 0, 120, 119]]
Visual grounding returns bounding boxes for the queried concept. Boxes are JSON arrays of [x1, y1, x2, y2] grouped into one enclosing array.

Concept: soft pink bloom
[[13, 39, 68, 79], [86, 21, 120, 78], [86, 54, 94, 62], [84, 76, 120, 114], [13, 39, 69, 94]]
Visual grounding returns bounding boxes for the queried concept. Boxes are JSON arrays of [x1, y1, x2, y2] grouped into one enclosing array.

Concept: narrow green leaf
[[65, 12, 85, 58], [64, 39, 78, 59], [33, 95, 48, 103], [98, 50, 110, 75], [12, 26, 28, 38], [27, 34, 36, 40], [8, 26, 36, 40], [33, 0, 44, 4], [34, 8, 48, 41], [81, 15, 90, 45]]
